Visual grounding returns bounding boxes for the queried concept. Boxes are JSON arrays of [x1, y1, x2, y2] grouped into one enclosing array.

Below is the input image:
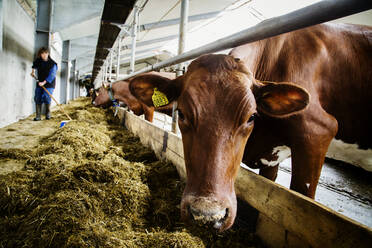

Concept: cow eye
[[248, 113, 256, 123], [178, 109, 185, 121]]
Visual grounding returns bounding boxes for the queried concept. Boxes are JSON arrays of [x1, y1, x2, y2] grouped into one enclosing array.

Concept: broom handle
[[41, 85, 72, 121]]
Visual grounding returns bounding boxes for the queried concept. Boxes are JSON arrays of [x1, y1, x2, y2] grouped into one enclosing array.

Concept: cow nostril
[[213, 208, 229, 230], [213, 220, 223, 229], [189, 205, 228, 227]]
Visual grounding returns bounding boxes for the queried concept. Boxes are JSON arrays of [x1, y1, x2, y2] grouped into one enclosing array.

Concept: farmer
[[30, 47, 58, 121]]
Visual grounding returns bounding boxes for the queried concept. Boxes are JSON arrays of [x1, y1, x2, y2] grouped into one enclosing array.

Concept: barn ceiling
[[91, 0, 242, 83]]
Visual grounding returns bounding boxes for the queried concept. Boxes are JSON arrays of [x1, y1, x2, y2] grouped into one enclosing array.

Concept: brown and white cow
[[93, 72, 175, 122], [129, 23, 372, 231]]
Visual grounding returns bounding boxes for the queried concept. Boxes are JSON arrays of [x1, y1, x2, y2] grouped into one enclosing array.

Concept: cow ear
[[253, 80, 310, 118], [129, 74, 183, 107]]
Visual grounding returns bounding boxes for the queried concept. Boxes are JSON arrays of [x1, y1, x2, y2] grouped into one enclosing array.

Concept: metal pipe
[[177, 0, 189, 75], [103, 62, 107, 82], [102, 65, 104, 82], [116, 38, 121, 79], [119, 0, 371, 81], [106, 62, 109, 81], [109, 52, 113, 81], [129, 6, 139, 74], [139, 11, 221, 32], [0, 0, 3, 52], [121, 34, 178, 50], [172, 0, 189, 133], [120, 46, 163, 59], [119, 53, 161, 68], [48, 0, 54, 48]]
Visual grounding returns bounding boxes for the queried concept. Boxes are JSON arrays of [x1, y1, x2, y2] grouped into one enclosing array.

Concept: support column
[[61, 40, 70, 104], [75, 70, 80, 97], [69, 59, 76, 100], [35, 0, 54, 53], [172, 0, 189, 133], [0, 0, 3, 51], [129, 6, 139, 74], [116, 38, 121, 80]]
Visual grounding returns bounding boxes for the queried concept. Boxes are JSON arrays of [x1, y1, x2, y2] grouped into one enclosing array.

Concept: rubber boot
[[45, 104, 51, 120], [33, 104, 42, 121]]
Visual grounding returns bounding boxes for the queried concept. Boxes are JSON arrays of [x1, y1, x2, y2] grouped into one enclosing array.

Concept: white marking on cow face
[[306, 183, 310, 189], [327, 139, 372, 172], [260, 145, 291, 167]]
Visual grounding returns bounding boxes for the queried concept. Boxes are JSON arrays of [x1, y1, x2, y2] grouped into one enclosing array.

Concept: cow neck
[[108, 83, 119, 107]]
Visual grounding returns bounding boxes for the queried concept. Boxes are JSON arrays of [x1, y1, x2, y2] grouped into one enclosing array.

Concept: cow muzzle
[[182, 195, 235, 231]]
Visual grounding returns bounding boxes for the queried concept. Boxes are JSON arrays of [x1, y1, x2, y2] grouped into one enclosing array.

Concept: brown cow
[[93, 72, 176, 122], [129, 23, 372, 231]]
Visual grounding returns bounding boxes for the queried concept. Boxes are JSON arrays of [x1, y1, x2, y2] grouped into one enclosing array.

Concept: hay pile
[[0, 98, 260, 248]]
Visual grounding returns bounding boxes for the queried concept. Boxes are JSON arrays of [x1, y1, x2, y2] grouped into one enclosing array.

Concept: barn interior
[[0, 0, 371, 247]]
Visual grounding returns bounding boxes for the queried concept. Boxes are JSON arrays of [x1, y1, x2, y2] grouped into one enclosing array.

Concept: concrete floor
[[276, 159, 371, 228]]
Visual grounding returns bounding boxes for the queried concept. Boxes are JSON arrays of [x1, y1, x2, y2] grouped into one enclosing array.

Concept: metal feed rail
[[118, 0, 371, 81]]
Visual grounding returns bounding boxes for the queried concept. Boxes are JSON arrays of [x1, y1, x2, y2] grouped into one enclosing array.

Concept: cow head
[[93, 83, 112, 108], [130, 54, 309, 231]]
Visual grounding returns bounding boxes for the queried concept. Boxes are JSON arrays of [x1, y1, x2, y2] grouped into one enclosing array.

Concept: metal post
[[106, 62, 109, 81], [61, 40, 70, 103], [35, 0, 53, 53], [109, 52, 113, 81], [76, 70, 80, 97], [48, 0, 54, 46], [129, 6, 139, 74], [70, 59, 76, 99], [119, 0, 372, 81], [101, 68, 104, 84], [0, 0, 3, 52], [103, 62, 107, 82], [116, 38, 121, 80], [171, 0, 189, 133]]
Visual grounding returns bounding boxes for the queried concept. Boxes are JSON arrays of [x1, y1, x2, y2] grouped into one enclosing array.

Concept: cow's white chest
[[327, 139, 372, 172], [260, 145, 291, 167]]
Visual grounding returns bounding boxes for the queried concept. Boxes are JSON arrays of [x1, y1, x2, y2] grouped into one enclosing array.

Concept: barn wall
[[0, 0, 69, 128], [0, 0, 36, 128]]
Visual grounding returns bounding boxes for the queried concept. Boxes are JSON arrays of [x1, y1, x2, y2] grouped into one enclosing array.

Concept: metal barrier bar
[[119, 0, 371, 81], [129, 6, 139, 74], [116, 38, 121, 80], [171, 0, 189, 133], [109, 52, 113, 81]]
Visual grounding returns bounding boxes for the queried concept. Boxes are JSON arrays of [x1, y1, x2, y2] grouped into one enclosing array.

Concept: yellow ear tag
[[152, 88, 169, 107]]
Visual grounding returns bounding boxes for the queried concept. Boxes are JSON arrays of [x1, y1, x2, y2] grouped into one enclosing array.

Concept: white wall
[[0, 0, 35, 128], [0, 0, 63, 128]]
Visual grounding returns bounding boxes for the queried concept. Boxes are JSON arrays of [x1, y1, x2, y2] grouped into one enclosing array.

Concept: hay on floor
[[0, 98, 260, 248]]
